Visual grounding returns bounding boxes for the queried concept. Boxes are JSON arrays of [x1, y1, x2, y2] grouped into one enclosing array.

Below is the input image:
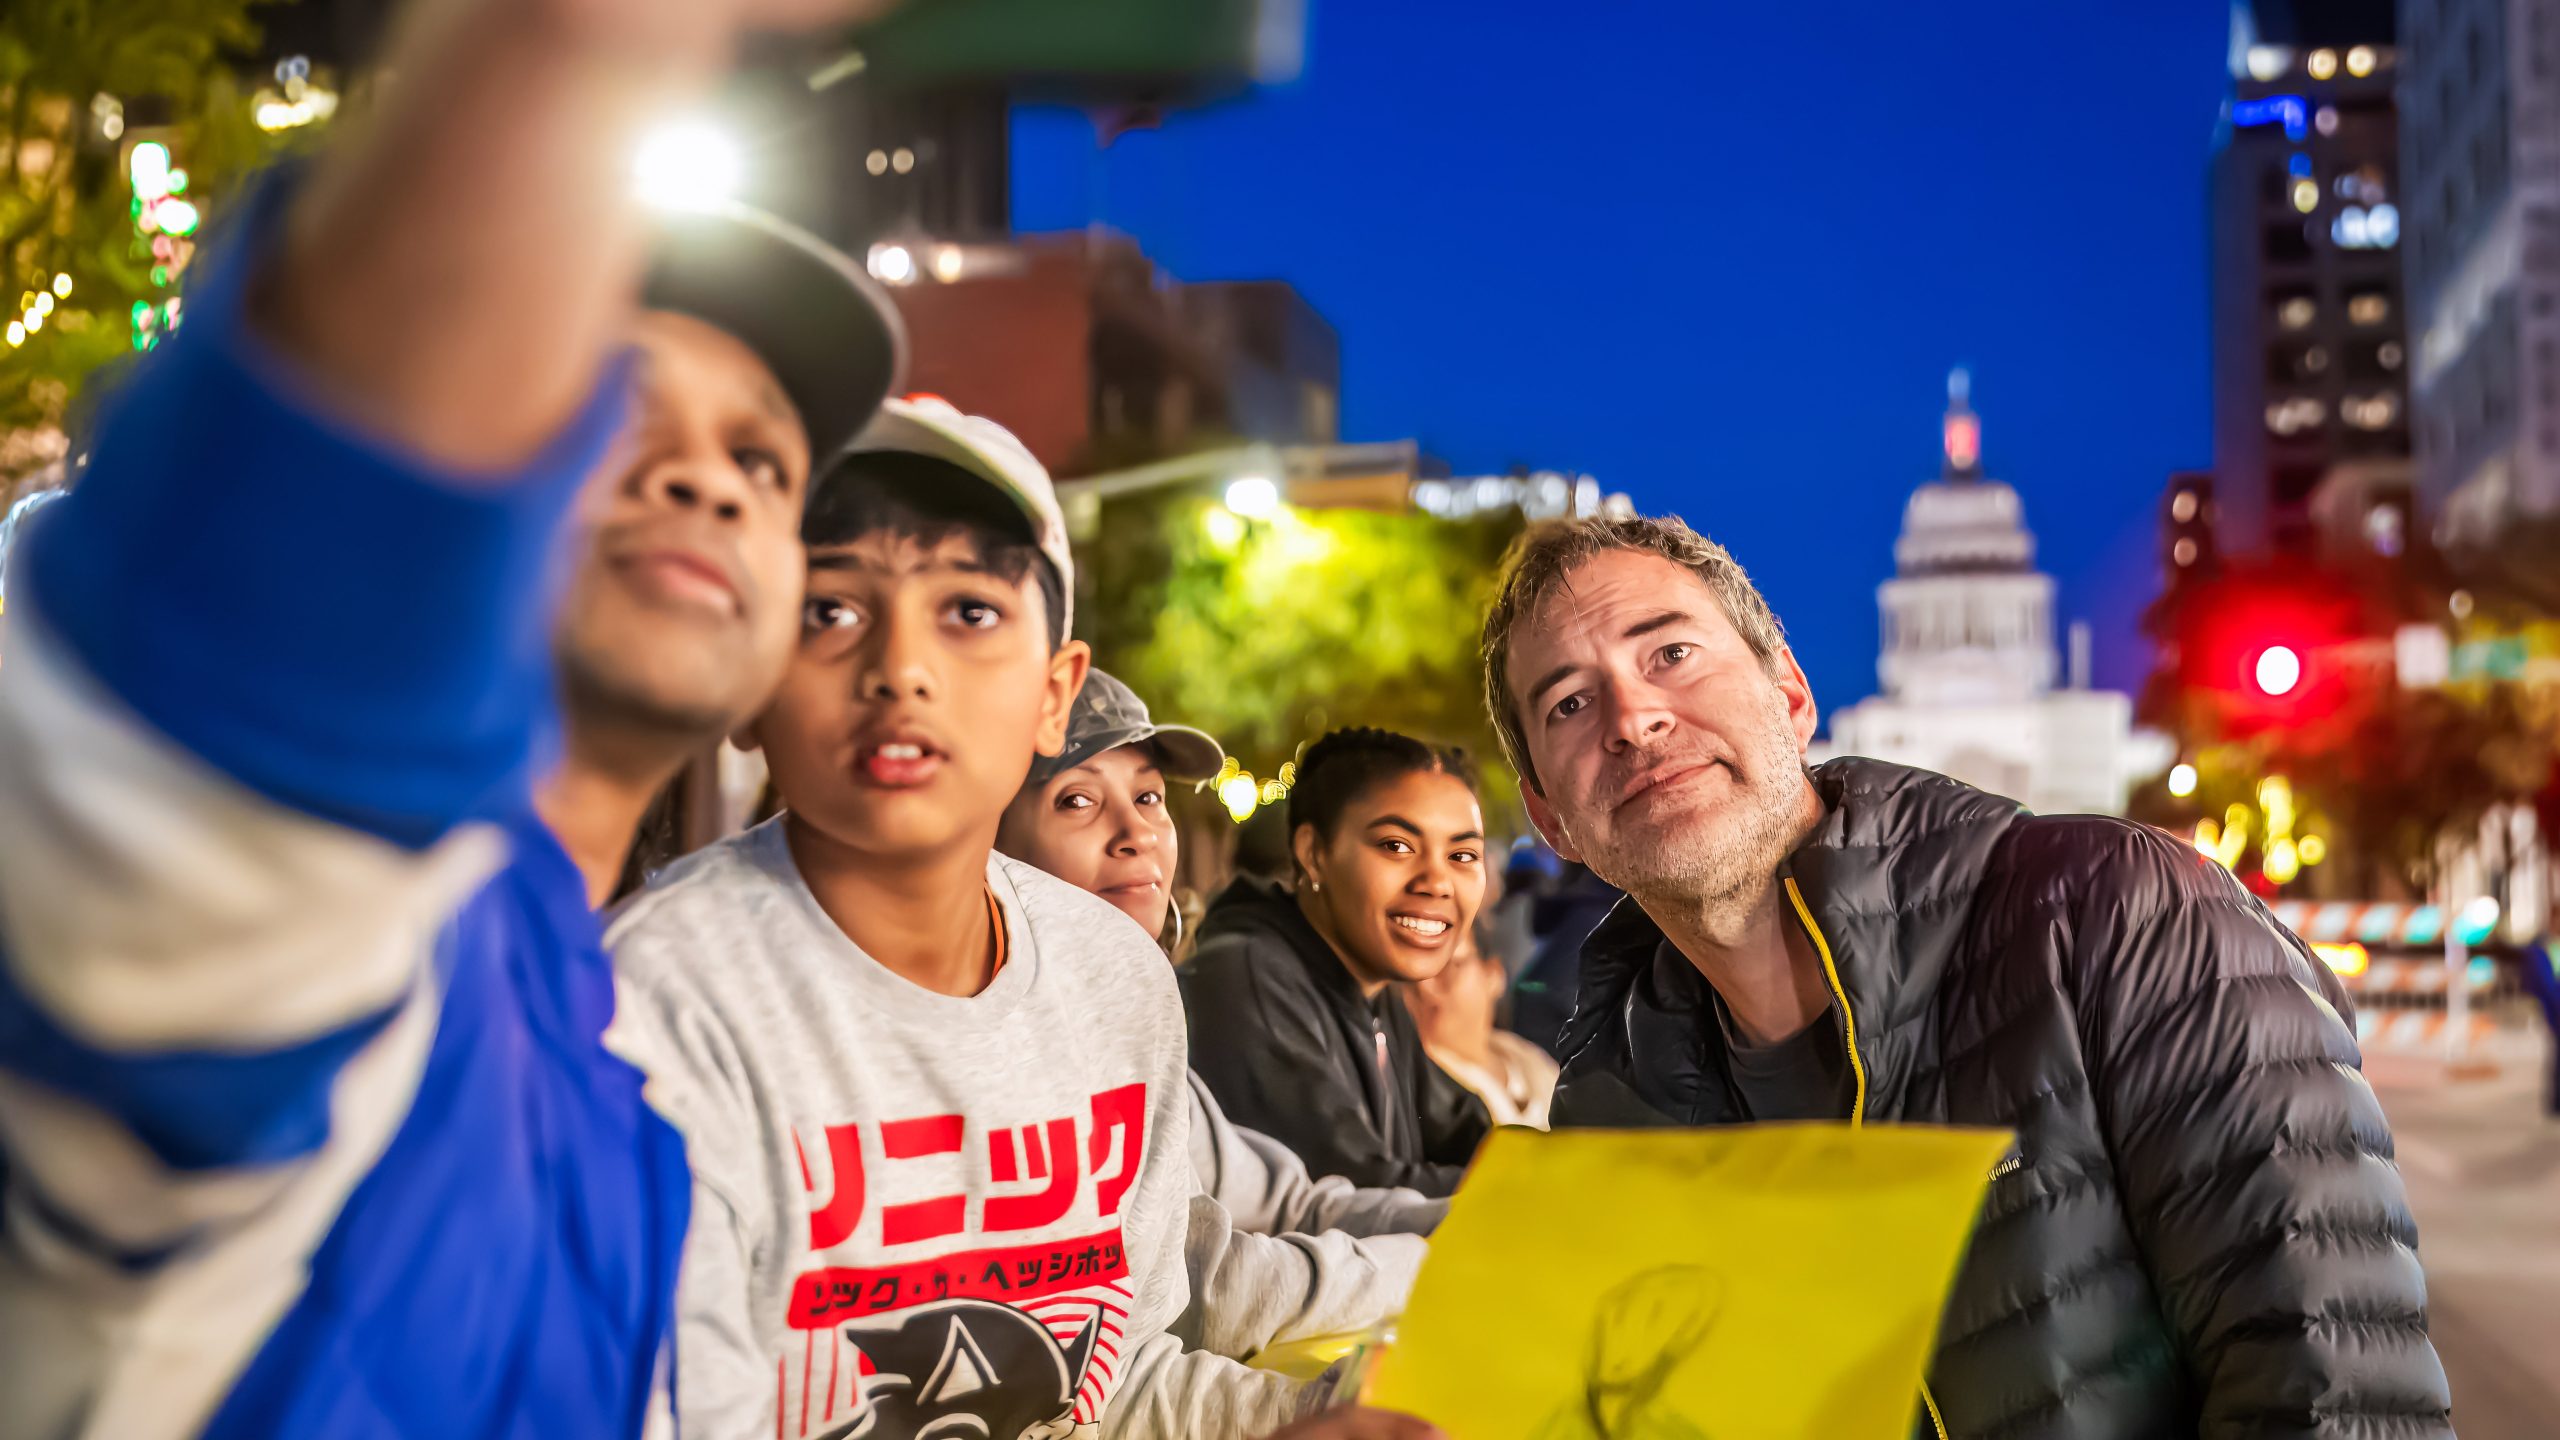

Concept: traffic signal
[[2167, 565, 2365, 736]]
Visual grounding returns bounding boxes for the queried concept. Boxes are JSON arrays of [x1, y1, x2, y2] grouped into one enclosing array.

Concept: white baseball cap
[[841, 396, 1076, 638]]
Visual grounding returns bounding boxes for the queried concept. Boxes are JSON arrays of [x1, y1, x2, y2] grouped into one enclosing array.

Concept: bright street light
[[869, 243, 917, 285], [634, 119, 743, 211], [2253, 645, 2302, 697], [1219, 773, 1261, 823], [1224, 474, 1281, 519]]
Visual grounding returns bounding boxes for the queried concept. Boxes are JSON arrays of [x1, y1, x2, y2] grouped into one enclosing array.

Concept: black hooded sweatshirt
[[1180, 878, 1491, 1196]]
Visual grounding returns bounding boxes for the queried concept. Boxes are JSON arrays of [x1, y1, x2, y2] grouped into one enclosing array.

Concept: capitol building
[[1818, 372, 2168, 817]]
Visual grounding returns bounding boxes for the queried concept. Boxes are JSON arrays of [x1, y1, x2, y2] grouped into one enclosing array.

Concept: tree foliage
[[1, 0, 278, 451], [1079, 492, 1523, 814]]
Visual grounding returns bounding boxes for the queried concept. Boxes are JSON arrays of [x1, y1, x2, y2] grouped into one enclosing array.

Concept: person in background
[[1480, 511, 2449, 1437], [1505, 862, 1622, 1058], [611, 403, 1372, 1440], [1182, 729, 1494, 1197], [1482, 841, 1549, 979], [1406, 923, 1559, 1129], [0, 0, 909, 1430], [2521, 934, 2560, 1118], [999, 668, 1449, 1236]]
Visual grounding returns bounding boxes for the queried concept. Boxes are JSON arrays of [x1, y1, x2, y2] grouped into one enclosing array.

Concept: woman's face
[[996, 744, 1179, 937], [1295, 768, 1488, 990]]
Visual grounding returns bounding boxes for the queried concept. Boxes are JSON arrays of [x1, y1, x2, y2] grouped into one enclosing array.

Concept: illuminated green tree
[[1, 0, 280, 454], [1080, 492, 1523, 812]]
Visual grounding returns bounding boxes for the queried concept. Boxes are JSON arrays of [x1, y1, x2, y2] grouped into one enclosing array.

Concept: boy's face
[[554, 311, 811, 743], [751, 527, 1090, 864]]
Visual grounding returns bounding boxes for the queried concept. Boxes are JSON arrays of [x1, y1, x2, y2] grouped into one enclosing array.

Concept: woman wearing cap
[[998, 670, 1445, 1241]]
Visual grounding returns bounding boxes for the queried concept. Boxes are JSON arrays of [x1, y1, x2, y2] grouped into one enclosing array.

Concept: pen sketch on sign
[[1533, 1264, 1726, 1440]]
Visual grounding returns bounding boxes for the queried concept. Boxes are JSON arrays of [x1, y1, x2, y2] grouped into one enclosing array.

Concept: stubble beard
[[1580, 694, 1817, 924]]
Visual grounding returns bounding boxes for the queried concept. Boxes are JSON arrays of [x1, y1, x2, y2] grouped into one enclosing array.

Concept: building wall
[[1877, 572, 2058, 703], [2402, 0, 2560, 539], [887, 253, 1099, 474], [1827, 691, 2145, 817]]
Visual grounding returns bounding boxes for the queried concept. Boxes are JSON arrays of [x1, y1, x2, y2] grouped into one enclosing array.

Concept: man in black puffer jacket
[[1478, 514, 2453, 1440]]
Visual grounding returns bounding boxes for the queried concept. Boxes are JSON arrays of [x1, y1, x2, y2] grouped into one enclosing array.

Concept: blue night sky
[[1011, 1, 2236, 720]]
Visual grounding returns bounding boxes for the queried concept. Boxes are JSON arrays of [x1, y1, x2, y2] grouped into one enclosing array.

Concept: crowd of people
[[0, 1, 2462, 1437]]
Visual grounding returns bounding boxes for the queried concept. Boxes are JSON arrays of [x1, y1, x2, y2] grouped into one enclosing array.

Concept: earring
[[1309, 879, 1321, 893]]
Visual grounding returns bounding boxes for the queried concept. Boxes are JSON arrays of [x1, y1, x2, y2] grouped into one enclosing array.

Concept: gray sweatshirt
[[607, 821, 1364, 1440], [1187, 1075, 1447, 1239]]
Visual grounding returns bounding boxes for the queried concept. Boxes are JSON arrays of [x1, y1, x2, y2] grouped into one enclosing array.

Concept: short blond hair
[[1479, 514, 1789, 792]]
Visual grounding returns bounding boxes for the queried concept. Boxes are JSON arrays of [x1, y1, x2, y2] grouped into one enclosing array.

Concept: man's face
[[995, 744, 1179, 938], [554, 311, 811, 742], [751, 528, 1089, 868], [1506, 549, 1819, 905]]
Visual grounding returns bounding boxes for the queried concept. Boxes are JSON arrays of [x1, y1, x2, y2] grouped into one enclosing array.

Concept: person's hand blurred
[[721, 0, 907, 30], [1266, 1407, 1447, 1440]]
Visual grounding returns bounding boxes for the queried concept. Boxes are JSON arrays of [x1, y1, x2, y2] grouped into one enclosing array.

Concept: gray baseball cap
[[1025, 669, 1224, 789]]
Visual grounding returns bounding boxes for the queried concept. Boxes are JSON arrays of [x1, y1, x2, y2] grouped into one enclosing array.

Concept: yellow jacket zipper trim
[[1782, 876, 1950, 1440]]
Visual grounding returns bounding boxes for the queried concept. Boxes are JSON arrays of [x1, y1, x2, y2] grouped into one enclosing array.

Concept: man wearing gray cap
[[0, 0, 906, 1433]]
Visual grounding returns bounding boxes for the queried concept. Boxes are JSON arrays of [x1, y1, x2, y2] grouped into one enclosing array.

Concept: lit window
[[2247, 45, 2293, 81], [865, 149, 889, 176], [2348, 292, 2390, 325], [2266, 397, 2328, 434], [2347, 45, 2378, 77], [2333, 207, 2371, 247], [2316, 105, 2341, 135], [2292, 178, 2321, 213], [891, 147, 916, 175], [2303, 346, 2331, 373], [2343, 393, 2400, 429], [2279, 296, 2317, 329], [2357, 167, 2389, 204], [2378, 340, 2404, 369], [2367, 203, 2400, 246], [2174, 537, 2199, 566], [2365, 505, 2404, 556], [2308, 48, 2339, 79], [2172, 491, 2198, 522]]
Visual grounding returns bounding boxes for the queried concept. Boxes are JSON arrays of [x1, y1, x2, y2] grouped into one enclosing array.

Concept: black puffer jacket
[[1555, 760, 2452, 1440]]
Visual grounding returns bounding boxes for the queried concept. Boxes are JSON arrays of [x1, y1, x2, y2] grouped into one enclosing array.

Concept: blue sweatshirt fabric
[[0, 179, 688, 1438]]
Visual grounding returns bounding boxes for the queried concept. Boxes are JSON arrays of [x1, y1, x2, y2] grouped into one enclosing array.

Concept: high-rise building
[[2210, 0, 2411, 556], [2398, 0, 2560, 577]]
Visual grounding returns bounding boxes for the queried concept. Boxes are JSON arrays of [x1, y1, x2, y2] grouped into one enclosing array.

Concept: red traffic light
[[2252, 645, 2303, 697]]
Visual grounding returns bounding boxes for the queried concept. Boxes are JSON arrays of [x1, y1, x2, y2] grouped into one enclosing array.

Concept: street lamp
[[1224, 474, 1281, 520], [635, 118, 743, 211], [869, 244, 917, 285]]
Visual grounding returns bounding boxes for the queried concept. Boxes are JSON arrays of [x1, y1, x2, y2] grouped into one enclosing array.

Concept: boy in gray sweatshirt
[[609, 399, 1351, 1440]]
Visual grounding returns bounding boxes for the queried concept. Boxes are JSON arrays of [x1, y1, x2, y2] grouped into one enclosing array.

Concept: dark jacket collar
[[1197, 876, 1385, 1017], [1556, 758, 2025, 1121]]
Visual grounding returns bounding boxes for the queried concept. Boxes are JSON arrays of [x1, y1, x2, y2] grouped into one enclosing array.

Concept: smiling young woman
[[1180, 728, 1496, 1198]]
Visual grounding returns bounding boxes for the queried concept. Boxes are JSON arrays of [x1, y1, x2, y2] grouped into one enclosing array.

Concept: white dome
[[1895, 478, 2035, 575]]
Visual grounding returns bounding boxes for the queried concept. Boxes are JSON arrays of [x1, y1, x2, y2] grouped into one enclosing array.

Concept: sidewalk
[[2368, 1048, 2560, 1439]]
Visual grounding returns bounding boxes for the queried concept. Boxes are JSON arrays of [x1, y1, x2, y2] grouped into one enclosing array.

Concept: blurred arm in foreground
[[0, 0, 893, 1434]]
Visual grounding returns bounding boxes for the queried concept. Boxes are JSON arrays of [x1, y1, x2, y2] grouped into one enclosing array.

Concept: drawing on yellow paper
[[1366, 1123, 2011, 1440]]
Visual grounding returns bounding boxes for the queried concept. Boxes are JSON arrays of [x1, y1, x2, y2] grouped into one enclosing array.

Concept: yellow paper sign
[[1365, 1124, 2010, 1440]]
